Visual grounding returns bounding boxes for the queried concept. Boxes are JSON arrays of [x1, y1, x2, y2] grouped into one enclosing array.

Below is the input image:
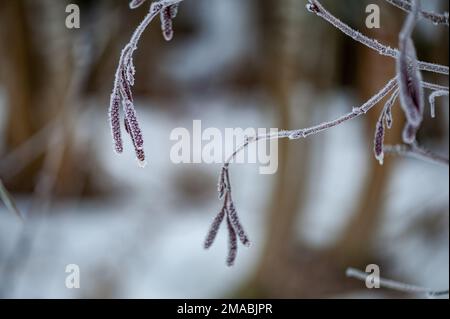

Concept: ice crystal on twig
[[374, 82, 401, 165], [109, 94, 123, 154], [109, 0, 184, 165], [429, 90, 449, 118]]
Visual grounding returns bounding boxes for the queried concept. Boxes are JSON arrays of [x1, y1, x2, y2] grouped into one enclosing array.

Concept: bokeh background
[[0, 0, 448, 298]]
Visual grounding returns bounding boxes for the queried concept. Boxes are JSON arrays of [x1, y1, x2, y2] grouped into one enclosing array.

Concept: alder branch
[[385, 0, 449, 26], [421, 81, 449, 92], [207, 75, 449, 265], [205, 77, 399, 264], [306, 0, 449, 75], [109, 0, 184, 166], [108, 0, 449, 267], [221, 76, 401, 169]]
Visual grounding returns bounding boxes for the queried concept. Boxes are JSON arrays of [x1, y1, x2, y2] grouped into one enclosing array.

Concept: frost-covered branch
[[306, 0, 449, 75], [385, 0, 449, 26], [109, 0, 184, 166], [205, 77, 399, 264], [421, 81, 449, 92], [218, 76, 398, 162], [207, 0, 449, 266], [108, 0, 448, 267], [346, 267, 449, 298], [373, 85, 399, 164]]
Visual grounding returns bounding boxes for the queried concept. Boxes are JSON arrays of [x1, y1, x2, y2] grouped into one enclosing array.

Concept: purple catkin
[[109, 92, 123, 154], [373, 87, 401, 165], [374, 114, 386, 165], [124, 117, 146, 166], [123, 100, 144, 150], [206, 167, 251, 265], [226, 216, 238, 267], [109, 1, 184, 165], [161, 7, 174, 41], [204, 207, 226, 250]]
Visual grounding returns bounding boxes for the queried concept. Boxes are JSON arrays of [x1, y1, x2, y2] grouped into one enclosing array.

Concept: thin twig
[[288, 77, 399, 139], [346, 267, 449, 298], [306, 0, 449, 75], [206, 77, 399, 264], [421, 81, 449, 92], [223, 76, 398, 168], [385, 0, 449, 26]]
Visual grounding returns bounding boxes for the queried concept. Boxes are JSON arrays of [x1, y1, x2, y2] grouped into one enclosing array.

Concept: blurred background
[[0, 0, 448, 298]]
